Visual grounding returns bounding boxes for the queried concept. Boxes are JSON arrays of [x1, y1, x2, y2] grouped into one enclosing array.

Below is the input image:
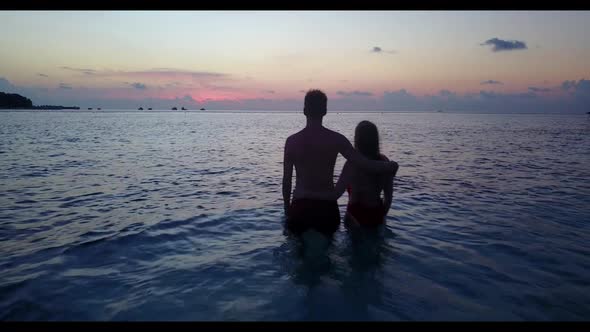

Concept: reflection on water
[[281, 229, 388, 321]]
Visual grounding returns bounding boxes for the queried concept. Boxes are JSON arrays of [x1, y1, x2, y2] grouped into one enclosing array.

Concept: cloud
[[202, 98, 301, 111], [0, 77, 18, 92], [439, 90, 456, 98], [382, 89, 419, 109], [378, 88, 559, 113], [481, 80, 503, 85], [561, 80, 575, 90], [370, 46, 396, 54], [528, 87, 551, 93], [337, 90, 374, 97], [561, 79, 590, 98], [481, 38, 527, 52], [3, 75, 589, 113], [120, 69, 228, 80], [263, 90, 275, 94], [130, 82, 147, 90], [0, 77, 46, 103], [38, 73, 49, 78], [576, 79, 590, 93], [59, 67, 229, 81], [479, 90, 537, 99], [60, 66, 97, 75]]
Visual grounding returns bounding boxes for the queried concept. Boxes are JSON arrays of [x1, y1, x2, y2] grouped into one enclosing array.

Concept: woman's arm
[[381, 155, 397, 214], [282, 138, 294, 216]]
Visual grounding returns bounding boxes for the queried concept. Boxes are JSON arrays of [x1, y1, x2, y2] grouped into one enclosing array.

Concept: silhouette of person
[[282, 90, 398, 238], [333, 121, 396, 228]]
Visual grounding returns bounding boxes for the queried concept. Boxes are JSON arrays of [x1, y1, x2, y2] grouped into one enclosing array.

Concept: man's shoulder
[[322, 127, 348, 142], [285, 129, 305, 147], [286, 129, 304, 141]]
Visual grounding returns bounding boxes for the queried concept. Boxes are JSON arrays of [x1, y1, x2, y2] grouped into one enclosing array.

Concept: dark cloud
[[370, 46, 396, 54], [528, 87, 551, 93], [59, 83, 72, 90], [299, 90, 306, 93], [38, 73, 49, 78], [337, 90, 374, 97], [130, 82, 147, 90], [59, 67, 228, 81], [60, 66, 97, 75], [481, 38, 527, 52], [124, 69, 228, 80], [481, 80, 503, 85]]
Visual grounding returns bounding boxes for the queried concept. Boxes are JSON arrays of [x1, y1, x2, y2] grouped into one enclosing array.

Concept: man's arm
[[282, 138, 294, 216], [337, 135, 398, 174], [333, 161, 352, 200]]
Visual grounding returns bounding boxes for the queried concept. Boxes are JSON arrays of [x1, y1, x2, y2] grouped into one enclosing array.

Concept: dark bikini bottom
[[346, 202, 386, 227]]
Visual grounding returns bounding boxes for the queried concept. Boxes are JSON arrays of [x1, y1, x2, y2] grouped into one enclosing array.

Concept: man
[[282, 89, 399, 237]]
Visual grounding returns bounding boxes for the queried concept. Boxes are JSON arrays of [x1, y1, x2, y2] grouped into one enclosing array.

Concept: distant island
[[0, 91, 79, 110]]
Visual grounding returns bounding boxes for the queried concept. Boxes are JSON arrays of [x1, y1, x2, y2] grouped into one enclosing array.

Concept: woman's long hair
[[354, 120, 380, 160]]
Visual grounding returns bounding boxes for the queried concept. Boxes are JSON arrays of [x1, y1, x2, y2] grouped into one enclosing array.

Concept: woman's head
[[354, 120, 380, 160]]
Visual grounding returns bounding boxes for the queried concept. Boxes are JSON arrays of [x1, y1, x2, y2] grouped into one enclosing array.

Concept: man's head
[[303, 89, 327, 119]]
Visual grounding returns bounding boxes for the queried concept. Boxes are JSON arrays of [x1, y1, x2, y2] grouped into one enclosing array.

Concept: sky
[[0, 11, 589, 112]]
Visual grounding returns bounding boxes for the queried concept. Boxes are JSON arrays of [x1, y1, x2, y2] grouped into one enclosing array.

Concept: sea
[[0, 110, 589, 320]]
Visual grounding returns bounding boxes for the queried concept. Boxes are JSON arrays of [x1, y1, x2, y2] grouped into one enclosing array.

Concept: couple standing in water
[[282, 90, 399, 238]]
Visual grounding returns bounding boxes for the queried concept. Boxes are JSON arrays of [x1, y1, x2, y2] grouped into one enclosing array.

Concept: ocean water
[[0, 111, 589, 321]]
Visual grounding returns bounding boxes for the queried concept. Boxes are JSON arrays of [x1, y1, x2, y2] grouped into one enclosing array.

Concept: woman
[[334, 121, 396, 227]]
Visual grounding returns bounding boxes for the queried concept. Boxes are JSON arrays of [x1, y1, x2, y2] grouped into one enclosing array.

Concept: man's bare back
[[285, 126, 349, 200]]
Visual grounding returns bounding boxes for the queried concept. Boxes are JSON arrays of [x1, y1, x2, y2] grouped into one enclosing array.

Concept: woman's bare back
[[347, 154, 391, 207]]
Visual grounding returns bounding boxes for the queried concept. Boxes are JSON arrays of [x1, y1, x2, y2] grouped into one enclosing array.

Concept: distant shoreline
[[0, 106, 80, 110], [0, 91, 80, 110], [31, 106, 80, 110], [0, 109, 587, 115]]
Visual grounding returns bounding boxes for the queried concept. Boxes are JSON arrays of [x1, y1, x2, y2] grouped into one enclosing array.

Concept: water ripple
[[0, 112, 588, 320]]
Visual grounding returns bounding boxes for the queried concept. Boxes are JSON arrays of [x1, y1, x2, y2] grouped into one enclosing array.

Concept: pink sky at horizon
[[0, 11, 589, 111]]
